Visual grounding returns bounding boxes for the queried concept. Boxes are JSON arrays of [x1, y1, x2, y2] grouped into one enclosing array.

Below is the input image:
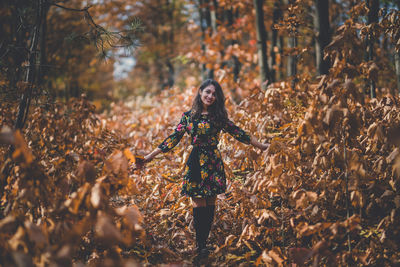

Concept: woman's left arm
[[223, 119, 269, 151], [250, 135, 270, 151]]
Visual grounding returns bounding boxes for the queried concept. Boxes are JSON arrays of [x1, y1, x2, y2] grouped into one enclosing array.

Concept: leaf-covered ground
[[1, 75, 400, 266]]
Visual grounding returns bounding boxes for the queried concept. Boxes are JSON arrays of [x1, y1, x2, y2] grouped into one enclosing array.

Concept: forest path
[[100, 91, 278, 266]]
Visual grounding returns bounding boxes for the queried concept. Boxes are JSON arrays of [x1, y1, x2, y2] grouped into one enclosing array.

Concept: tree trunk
[[165, 59, 174, 88], [223, 7, 241, 82], [285, 0, 298, 88], [270, 1, 282, 83], [287, 35, 297, 88], [210, 0, 218, 33], [38, 3, 49, 86], [395, 0, 400, 94], [366, 0, 379, 98], [157, 55, 165, 90], [275, 0, 284, 80], [315, 0, 331, 75], [253, 0, 270, 89], [198, 0, 214, 80], [278, 35, 284, 80], [15, 0, 46, 130], [396, 51, 400, 95], [7, 3, 30, 94], [165, 0, 175, 88]]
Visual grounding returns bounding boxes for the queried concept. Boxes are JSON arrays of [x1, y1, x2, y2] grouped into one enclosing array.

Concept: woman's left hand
[[259, 142, 270, 152], [250, 136, 270, 152]]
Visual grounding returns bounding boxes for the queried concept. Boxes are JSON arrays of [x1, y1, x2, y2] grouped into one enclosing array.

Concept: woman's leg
[[192, 198, 208, 253], [205, 197, 216, 206], [192, 197, 217, 254], [192, 198, 207, 208], [204, 197, 216, 248]]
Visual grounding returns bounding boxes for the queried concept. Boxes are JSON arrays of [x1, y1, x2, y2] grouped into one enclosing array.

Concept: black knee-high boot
[[204, 205, 215, 246], [193, 207, 207, 252]]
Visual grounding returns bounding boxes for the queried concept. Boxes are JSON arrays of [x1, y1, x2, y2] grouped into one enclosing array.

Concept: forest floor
[[1, 81, 400, 266]]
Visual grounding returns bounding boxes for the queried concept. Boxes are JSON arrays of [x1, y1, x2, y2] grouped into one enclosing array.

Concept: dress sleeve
[[158, 112, 188, 153], [223, 118, 251, 144]]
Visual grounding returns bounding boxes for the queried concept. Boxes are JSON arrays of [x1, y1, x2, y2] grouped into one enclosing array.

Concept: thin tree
[[0, 0, 32, 97], [38, 3, 50, 86], [253, 0, 270, 89], [15, 0, 47, 130], [314, 0, 332, 75], [225, 7, 242, 82], [270, 1, 283, 83], [395, 2, 400, 94], [164, 0, 175, 88], [198, 0, 214, 80], [366, 0, 379, 98], [396, 50, 400, 95], [286, 0, 298, 89]]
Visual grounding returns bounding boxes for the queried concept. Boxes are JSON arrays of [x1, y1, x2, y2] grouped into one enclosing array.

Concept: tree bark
[[165, 59, 174, 88], [278, 35, 284, 80], [210, 0, 218, 33], [366, 0, 379, 98], [270, 1, 282, 83], [198, 0, 214, 80], [38, 2, 49, 86], [395, 0, 400, 94], [287, 35, 297, 87], [314, 0, 331, 75], [217, 5, 240, 82], [285, 0, 298, 88], [253, 0, 270, 89], [396, 51, 400, 95], [15, 0, 46, 130], [165, 0, 175, 88], [5, 3, 30, 95]]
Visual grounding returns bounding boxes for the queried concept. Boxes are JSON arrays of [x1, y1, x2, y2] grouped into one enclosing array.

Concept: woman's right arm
[[144, 147, 162, 163], [142, 112, 189, 164]]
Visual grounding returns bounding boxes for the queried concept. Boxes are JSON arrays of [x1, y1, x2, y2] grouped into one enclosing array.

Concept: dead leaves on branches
[[0, 100, 144, 266], [2, 74, 400, 266]]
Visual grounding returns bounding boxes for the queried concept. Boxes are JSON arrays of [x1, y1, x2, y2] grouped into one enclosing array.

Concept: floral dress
[[158, 111, 251, 198]]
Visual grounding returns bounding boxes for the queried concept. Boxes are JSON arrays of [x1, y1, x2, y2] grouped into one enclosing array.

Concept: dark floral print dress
[[158, 111, 251, 198]]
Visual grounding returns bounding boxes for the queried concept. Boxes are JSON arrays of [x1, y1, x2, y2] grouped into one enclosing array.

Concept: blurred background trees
[[0, 0, 139, 127], [1, 0, 399, 105]]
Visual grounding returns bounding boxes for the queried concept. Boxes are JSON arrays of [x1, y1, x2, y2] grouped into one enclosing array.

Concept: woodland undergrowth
[[1, 71, 400, 266], [1, 1, 400, 267]]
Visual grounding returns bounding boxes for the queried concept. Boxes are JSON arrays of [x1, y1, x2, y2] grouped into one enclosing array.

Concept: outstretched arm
[[250, 135, 270, 151], [143, 147, 162, 163], [139, 112, 189, 167], [224, 119, 269, 151]]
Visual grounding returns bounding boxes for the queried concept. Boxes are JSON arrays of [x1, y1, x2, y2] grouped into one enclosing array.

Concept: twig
[[343, 132, 351, 252], [50, 3, 92, 12], [281, 198, 285, 251]]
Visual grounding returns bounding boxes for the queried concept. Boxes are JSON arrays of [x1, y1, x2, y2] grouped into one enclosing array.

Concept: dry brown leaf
[[268, 247, 284, 266], [95, 213, 122, 244], [90, 183, 102, 208]]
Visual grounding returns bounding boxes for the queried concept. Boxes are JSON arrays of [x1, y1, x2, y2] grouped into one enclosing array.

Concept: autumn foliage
[[2, 74, 400, 265], [1, 0, 400, 266]]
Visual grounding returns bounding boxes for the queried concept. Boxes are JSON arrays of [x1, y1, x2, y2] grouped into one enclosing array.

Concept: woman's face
[[200, 85, 216, 108]]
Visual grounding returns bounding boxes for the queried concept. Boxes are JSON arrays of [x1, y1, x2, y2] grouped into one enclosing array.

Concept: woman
[[141, 79, 269, 261]]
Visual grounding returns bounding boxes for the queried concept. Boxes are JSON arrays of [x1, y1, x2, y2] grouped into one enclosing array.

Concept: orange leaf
[[123, 148, 136, 163]]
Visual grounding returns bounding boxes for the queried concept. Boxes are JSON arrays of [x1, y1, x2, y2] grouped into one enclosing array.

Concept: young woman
[[141, 79, 269, 261]]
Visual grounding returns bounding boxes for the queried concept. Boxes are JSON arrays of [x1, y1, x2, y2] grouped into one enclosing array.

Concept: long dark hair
[[190, 79, 228, 127]]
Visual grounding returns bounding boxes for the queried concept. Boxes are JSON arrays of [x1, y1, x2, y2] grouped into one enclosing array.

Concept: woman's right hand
[[143, 154, 154, 163], [136, 148, 162, 169], [138, 155, 153, 169], [135, 155, 146, 170]]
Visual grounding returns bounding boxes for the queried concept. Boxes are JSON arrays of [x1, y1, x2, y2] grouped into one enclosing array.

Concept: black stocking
[[204, 205, 215, 245], [193, 206, 207, 251]]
